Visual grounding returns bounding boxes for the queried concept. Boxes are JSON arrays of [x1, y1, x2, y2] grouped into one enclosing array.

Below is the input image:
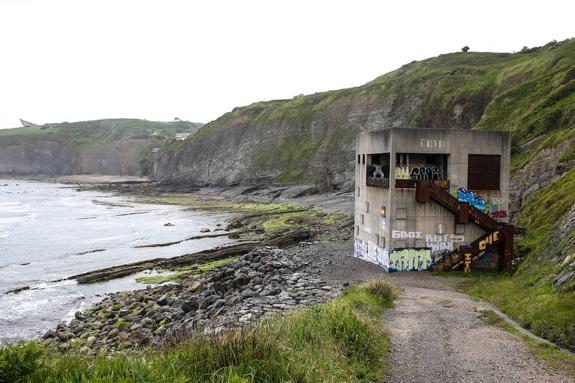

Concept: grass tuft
[[0, 282, 396, 383]]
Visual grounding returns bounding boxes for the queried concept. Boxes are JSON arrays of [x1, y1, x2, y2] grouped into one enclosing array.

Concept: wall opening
[[366, 153, 390, 188], [468, 154, 500, 190], [395, 153, 449, 188]]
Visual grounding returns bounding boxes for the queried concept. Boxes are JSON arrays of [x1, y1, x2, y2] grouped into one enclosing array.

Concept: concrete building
[[175, 133, 191, 141], [353, 128, 514, 272]]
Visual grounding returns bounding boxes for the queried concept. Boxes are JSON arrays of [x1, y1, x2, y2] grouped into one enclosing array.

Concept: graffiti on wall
[[425, 234, 464, 251], [395, 166, 445, 181], [353, 239, 389, 270], [392, 230, 422, 239], [463, 252, 472, 273], [395, 166, 410, 180], [389, 248, 432, 271], [457, 188, 486, 211], [479, 231, 500, 251], [410, 166, 442, 181], [490, 210, 508, 219], [419, 139, 444, 149]]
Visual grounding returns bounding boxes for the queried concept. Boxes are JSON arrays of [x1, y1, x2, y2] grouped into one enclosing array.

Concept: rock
[[200, 228, 211, 233], [141, 317, 155, 328], [118, 332, 130, 341], [57, 331, 74, 341], [157, 294, 170, 306], [182, 298, 199, 313], [164, 223, 175, 227], [554, 270, 575, 287], [213, 299, 227, 309]]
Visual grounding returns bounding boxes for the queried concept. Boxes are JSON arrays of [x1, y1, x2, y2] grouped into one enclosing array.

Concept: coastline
[[1, 176, 357, 349]]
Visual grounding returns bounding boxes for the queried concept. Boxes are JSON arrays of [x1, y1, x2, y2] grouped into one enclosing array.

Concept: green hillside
[[157, 39, 575, 349]]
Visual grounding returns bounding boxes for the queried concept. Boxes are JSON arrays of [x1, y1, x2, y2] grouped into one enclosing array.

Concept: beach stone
[[157, 294, 170, 306], [182, 298, 199, 313]]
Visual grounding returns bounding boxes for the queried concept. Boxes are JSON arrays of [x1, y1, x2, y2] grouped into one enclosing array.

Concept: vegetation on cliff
[[157, 39, 575, 189], [0, 119, 203, 175], [0, 282, 396, 383], [156, 39, 575, 350], [468, 167, 575, 350]]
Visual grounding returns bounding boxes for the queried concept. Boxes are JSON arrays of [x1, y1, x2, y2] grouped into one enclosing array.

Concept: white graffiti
[[353, 239, 389, 270], [392, 230, 422, 239], [425, 234, 464, 252], [419, 139, 444, 149]]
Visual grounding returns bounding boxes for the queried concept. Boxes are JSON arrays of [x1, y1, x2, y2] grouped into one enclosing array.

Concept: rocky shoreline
[[44, 244, 343, 353], [33, 180, 360, 354]]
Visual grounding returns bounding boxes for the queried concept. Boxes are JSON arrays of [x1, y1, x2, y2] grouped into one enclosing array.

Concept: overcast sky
[[0, 0, 573, 128]]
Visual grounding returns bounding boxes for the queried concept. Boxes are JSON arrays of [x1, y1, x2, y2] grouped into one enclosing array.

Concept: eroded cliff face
[[0, 140, 147, 175], [0, 119, 202, 176], [154, 74, 489, 190], [155, 40, 575, 199]]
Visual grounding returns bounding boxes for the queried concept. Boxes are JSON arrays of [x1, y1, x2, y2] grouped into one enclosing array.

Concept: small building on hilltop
[[175, 133, 191, 141], [354, 128, 516, 272]]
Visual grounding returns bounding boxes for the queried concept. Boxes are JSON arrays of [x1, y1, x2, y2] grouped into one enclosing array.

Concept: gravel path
[[383, 284, 573, 382], [308, 241, 574, 383]]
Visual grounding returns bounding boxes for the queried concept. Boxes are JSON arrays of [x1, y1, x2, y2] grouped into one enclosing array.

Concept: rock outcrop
[[0, 119, 202, 176], [154, 40, 575, 198], [44, 246, 339, 353]]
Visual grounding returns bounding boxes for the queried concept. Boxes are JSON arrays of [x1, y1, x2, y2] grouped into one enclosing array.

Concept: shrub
[[0, 342, 44, 383]]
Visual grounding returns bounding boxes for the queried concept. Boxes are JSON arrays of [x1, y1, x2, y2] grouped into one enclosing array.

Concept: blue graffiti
[[457, 188, 486, 211]]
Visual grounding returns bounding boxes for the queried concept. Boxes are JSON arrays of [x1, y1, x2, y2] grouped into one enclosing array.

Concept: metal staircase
[[414, 181, 514, 272]]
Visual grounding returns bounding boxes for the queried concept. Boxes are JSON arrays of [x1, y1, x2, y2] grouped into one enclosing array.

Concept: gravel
[[307, 241, 574, 383]]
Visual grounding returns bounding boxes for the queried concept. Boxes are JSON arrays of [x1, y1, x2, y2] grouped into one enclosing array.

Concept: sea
[[0, 179, 234, 342]]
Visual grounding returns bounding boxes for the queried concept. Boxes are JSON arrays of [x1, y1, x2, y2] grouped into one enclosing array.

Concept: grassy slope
[[179, 40, 575, 186], [0, 119, 203, 146], [0, 282, 397, 383], [468, 167, 575, 350], [184, 39, 575, 349]]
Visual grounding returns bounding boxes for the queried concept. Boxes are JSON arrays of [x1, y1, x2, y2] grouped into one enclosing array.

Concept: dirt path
[[383, 276, 573, 383], [307, 242, 573, 382]]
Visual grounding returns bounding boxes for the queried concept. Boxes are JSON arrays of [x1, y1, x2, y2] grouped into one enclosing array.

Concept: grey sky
[[0, 0, 573, 128]]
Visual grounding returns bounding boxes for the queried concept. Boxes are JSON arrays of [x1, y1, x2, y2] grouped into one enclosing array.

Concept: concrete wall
[[354, 128, 511, 271]]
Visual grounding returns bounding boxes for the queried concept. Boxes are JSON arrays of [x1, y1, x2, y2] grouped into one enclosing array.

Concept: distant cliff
[[0, 119, 202, 176]]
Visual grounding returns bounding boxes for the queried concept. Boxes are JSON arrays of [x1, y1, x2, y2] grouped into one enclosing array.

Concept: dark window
[[357, 154, 361, 164], [468, 154, 500, 190], [362, 154, 365, 164]]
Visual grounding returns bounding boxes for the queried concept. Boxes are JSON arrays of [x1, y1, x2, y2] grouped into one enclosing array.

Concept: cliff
[[154, 39, 575, 199], [0, 119, 202, 176]]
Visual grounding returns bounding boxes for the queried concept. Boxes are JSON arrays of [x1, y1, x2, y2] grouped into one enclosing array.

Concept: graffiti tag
[[392, 230, 422, 239], [490, 210, 508, 219], [457, 188, 486, 211], [419, 139, 444, 149], [425, 234, 464, 252], [479, 231, 500, 251], [464, 252, 472, 273], [353, 239, 389, 270], [389, 248, 432, 272]]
